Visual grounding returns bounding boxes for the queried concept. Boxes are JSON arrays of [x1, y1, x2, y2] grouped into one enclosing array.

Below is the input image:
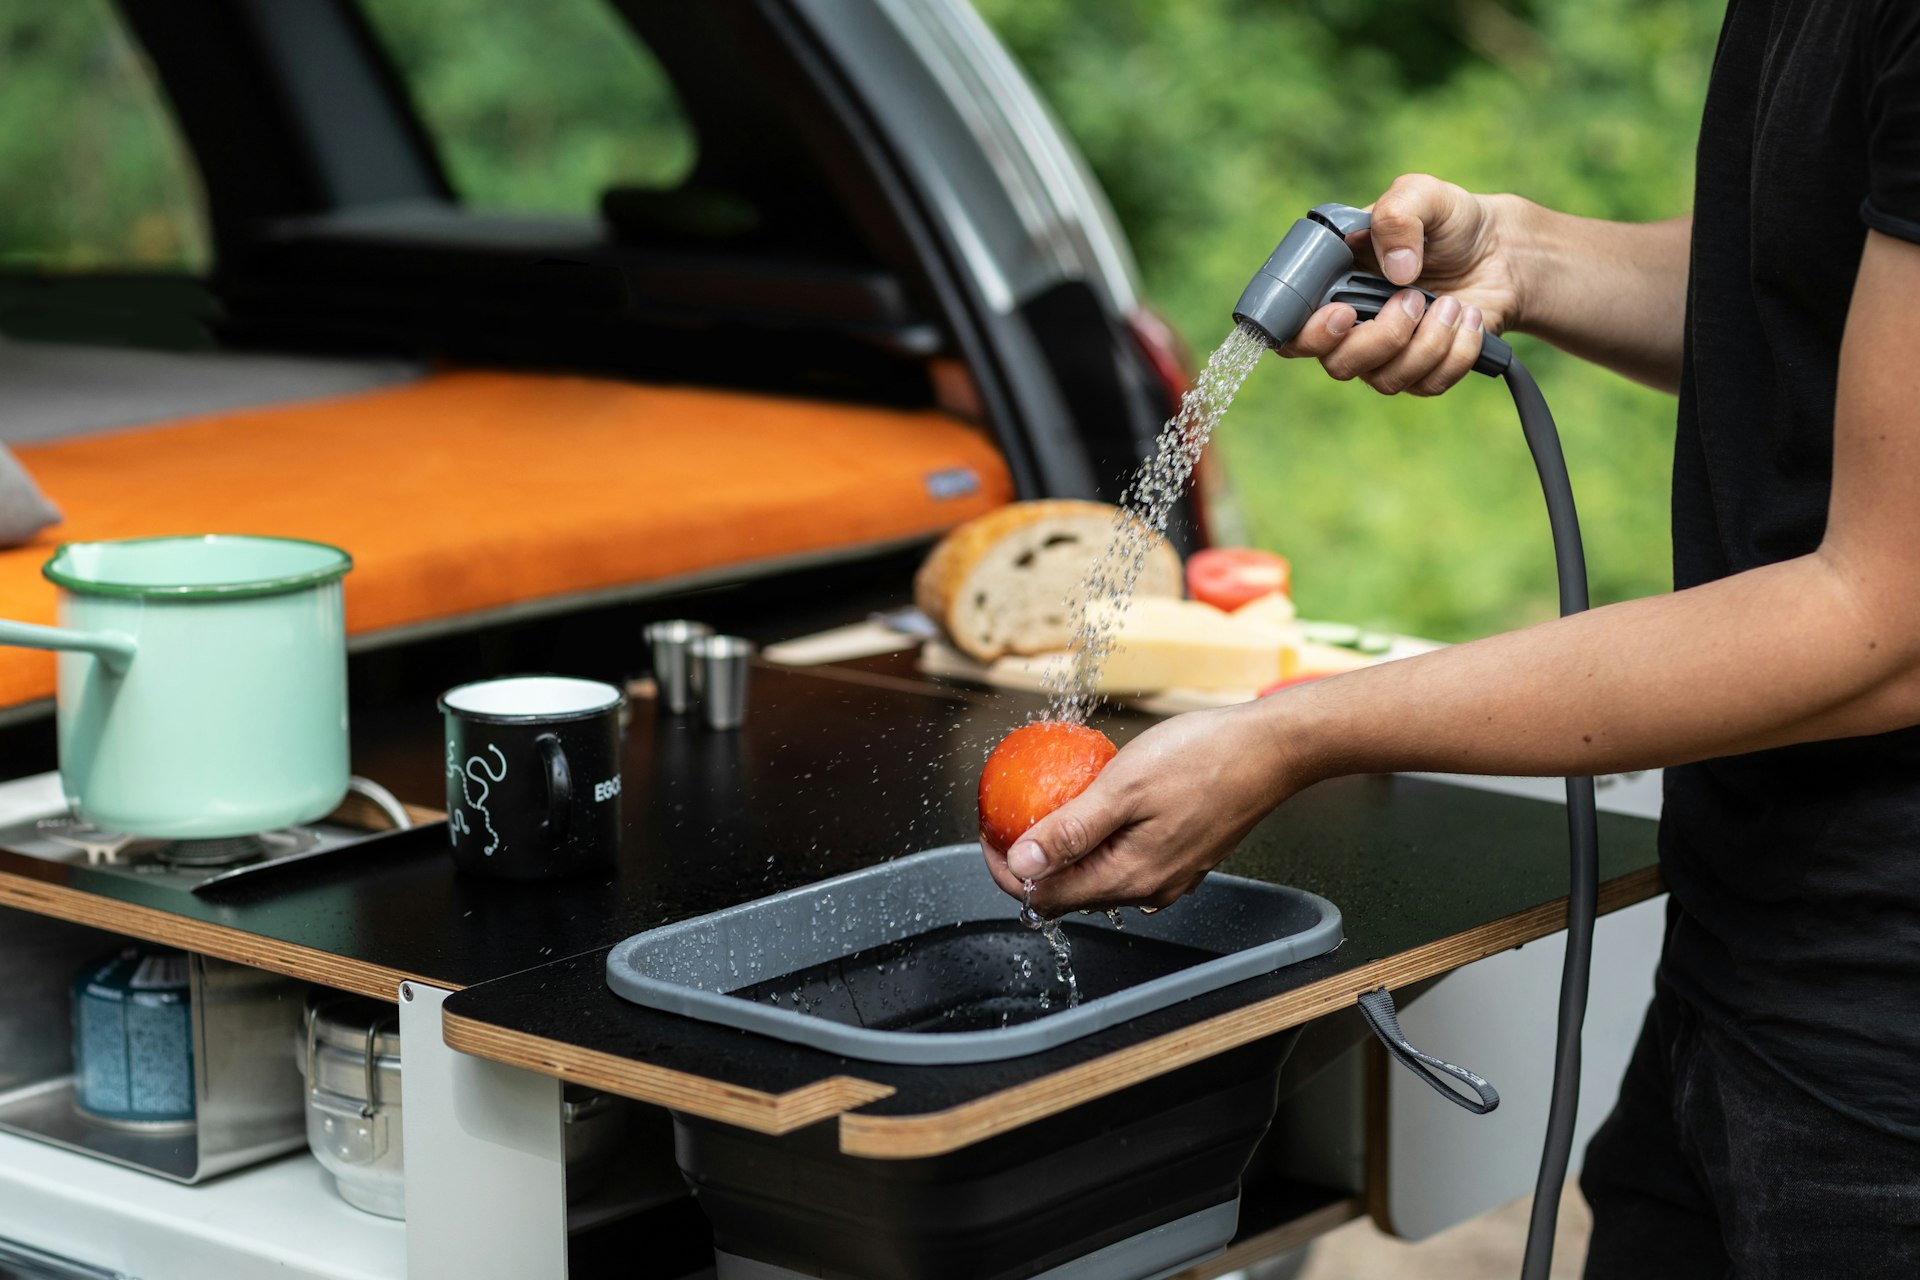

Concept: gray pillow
[[0, 445, 61, 546]]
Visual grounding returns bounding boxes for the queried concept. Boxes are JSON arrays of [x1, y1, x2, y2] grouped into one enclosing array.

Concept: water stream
[[1044, 322, 1270, 724], [1012, 321, 1271, 1008]]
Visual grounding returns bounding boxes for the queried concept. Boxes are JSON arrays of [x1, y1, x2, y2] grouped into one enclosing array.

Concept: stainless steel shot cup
[[691, 634, 754, 731], [644, 620, 713, 714]]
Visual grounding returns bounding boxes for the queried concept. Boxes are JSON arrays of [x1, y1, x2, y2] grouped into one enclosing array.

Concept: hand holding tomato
[[981, 703, 1310, 916]]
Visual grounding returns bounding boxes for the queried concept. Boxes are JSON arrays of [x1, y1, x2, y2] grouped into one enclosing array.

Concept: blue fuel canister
[[70, 945, 196, 1130]]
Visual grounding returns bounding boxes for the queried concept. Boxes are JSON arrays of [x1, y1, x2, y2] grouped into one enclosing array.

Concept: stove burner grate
[[150, 835, 270, 868], [1, 774, 425, 898], [30, 814, 320, 871]]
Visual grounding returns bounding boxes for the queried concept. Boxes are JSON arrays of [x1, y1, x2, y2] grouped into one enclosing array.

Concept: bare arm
[[994, 230, 1920, 913], [1278, 175, 1693, 398], [1505, 204, 1692, 394]]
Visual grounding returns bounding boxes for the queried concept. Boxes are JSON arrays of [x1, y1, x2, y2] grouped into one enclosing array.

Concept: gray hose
[[1235, 209, 1600, 1277], [1504, 357, 1599, 1280]]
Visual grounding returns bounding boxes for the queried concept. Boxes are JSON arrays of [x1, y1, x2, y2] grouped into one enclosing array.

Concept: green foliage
[[978, 0, 1720, 640], [0, 0, 695, 270], [357, 0, 694, 209], [0, 0, 207, 269], [2, 0, 1719, 640]]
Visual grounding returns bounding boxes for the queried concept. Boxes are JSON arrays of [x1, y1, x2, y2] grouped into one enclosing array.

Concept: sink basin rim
[[604, 843, 1341, 1066]]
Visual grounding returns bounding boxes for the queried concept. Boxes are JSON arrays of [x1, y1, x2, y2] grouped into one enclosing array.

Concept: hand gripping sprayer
[[1235, 204, 1599, 1280]]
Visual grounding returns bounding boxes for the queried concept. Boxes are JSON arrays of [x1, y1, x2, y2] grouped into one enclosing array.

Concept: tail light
[[1125, 305, 1192, 404]]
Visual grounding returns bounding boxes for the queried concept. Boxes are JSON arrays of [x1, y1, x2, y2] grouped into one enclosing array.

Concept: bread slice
[[914, 500, 1183, 661]]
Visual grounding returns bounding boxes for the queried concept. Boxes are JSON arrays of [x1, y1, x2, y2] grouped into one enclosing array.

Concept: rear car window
[[356, 0, 697, 211], [0, 0, 208, 270]]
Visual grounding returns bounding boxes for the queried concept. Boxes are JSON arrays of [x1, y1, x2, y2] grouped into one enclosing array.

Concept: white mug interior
[[442, 676, 623, 719]]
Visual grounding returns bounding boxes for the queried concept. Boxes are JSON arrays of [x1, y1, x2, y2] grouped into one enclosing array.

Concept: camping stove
[[0, 771, 420, 897]]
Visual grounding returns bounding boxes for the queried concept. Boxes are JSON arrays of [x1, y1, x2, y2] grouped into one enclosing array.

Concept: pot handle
[[0, 619, 136, 675], [537, 733, 572, 839]]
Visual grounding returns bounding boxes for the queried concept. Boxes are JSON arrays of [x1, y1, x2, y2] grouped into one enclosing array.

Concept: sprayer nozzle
[[1231, 285, 1309, 349], [1233, 207, 1371, 348]]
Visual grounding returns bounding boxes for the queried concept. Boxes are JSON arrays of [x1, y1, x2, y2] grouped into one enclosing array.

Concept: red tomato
[[978, 721, 1118, 853], [1187, 548, 1291, 612]]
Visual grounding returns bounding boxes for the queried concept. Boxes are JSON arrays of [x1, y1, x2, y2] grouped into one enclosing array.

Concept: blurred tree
[[977, 0, 1721, 640], [358, 0, 694, 210], [0, 0, 1720, 640], [0, 0, 206, 269]]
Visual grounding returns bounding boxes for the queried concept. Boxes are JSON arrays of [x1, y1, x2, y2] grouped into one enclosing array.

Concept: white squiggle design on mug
[[447, 741, 508, 856]]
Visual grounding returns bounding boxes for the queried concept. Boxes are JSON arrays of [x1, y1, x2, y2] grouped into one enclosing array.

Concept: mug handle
[[0, 619, 137, 675], [536, 734, 572, 839]]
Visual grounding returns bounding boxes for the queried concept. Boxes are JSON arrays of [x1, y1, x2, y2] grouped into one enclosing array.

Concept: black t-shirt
[[1664, 0, 1920, 1138]]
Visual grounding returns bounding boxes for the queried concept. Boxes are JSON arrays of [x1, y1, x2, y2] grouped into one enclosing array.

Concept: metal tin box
[[0, 909, 307, 1183]]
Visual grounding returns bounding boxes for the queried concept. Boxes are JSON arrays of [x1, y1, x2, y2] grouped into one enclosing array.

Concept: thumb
[[1005, 783, 1127, 882], [1367, 173, 1446, 286]]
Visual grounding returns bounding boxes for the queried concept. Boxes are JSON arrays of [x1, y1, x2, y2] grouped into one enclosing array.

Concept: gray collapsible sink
[[605, 844, 1341, 1064]]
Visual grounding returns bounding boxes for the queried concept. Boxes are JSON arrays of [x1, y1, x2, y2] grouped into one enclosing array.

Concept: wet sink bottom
[[729, 920, 1218, 1033]]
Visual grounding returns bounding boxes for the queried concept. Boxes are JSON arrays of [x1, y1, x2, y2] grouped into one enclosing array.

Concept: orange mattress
[[0, 370, 1011, 709]]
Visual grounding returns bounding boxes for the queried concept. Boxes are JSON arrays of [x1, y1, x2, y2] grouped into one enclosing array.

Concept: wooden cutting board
[[916, 630, 1441, 715]]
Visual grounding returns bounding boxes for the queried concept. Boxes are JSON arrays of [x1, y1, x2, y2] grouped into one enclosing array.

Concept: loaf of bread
[[914, 500, 1183, 661]]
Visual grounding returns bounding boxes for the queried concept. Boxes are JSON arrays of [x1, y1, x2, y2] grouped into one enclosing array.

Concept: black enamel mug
[[439, 676, 624, 880]]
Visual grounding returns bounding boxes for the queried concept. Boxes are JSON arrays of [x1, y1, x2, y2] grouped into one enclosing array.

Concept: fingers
[[1024, 853, 1206, 918], [1277, 303, 1355, 359], [1004, 782, 1127, 884], [1290, 291, 1428, 383], [981, 834, 1027, 900], [1285, 292, 1484, 397], [1362, 299, 1488, 397]]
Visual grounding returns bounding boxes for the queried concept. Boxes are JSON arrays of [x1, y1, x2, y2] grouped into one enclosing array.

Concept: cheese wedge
[[1231, 594, 1303, 678], [1294, 640, 1378, 677], [1090, 597, 1289, 693], [1233, 592, 1299, 631]]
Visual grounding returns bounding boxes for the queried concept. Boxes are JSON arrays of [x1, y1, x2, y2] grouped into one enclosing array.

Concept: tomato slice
[[978, 722, 1118, 853], [1187, 547, 1291, 613]]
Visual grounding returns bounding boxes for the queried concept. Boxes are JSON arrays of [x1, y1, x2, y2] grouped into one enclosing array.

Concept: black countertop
[[437, 664, 1661, 1131], [0, 656, 1661, 1140], [2, 662, 1002, 989]]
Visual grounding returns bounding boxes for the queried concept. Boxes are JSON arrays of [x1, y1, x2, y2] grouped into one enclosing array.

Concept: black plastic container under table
[[605, 843, 1342, 1278], [677, 1033, 1299, 1280]]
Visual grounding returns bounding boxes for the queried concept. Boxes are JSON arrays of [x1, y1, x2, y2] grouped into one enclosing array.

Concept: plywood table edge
[[439, 1009, 896, 1135], [0, 868, 427, 1002], [430, 864, 1664, 1153], [833, 863, 1668, 1159]]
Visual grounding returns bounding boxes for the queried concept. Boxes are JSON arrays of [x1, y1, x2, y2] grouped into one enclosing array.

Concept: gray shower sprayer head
[[1232, 203, 1375, 349], [1234, 201, 1515, 376]]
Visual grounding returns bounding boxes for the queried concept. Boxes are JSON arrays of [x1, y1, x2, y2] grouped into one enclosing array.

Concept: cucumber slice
[[1355, 631, 1395, 655], [1300, 620, 1362, 648]]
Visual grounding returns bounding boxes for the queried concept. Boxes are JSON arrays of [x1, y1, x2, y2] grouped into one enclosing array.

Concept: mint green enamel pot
[[0, 535, 353, 839]]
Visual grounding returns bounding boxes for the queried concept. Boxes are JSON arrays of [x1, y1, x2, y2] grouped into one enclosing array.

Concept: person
[[982, 2, 1920, 1275]]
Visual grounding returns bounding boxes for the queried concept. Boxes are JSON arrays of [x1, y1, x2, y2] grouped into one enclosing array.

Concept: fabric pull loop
[[1357, 987, 1501, 1115]]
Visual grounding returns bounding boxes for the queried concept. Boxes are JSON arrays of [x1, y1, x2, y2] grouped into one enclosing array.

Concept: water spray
[[1235, 204, 1599, 1280]]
